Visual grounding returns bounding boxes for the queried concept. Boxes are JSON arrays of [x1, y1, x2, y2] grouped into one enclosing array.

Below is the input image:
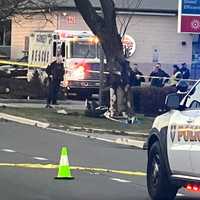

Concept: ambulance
[[147, 80, 200, 199], [28, 30, 102, 97], [28, 30, 136, 97]]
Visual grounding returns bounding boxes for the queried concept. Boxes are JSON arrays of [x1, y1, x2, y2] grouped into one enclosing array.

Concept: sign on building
[[178, 0, 200, 33], [122, 35, 136, 58], [67, 16, 76, 25]]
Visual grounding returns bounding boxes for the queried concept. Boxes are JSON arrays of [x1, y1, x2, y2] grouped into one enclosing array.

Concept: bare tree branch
[[0, 0, 62, 22], [117, 0, 143, 37]]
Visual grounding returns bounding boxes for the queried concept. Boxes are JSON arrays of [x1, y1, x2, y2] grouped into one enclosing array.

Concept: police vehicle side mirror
[[165, 93, 180, 110]]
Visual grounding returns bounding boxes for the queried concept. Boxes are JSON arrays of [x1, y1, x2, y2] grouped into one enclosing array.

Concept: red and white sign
[[178, 0, 200, 33], [122, 35, 136, 58], [67, 16, 76, 25], [181, 16, 200, 32]]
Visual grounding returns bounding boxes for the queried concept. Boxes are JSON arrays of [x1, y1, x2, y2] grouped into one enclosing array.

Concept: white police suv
[[147, 80, 200, 200]]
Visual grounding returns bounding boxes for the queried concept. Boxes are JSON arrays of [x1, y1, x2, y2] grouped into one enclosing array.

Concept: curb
[[68, 126, 148, 138], [0, 112, 146, 149], [115, 138, 145, 149], [0, 113, 49, 128], [48, 128, 146, 149]]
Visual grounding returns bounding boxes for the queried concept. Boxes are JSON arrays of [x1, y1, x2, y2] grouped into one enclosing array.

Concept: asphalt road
[[0, 121, 199, 200]]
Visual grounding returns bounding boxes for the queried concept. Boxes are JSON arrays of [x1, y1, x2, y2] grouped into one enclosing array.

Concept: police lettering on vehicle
[[170, 124, 200, 142]]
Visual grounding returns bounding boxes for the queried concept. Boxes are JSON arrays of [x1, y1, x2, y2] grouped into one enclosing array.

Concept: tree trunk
[[74, 0, 134, 117]]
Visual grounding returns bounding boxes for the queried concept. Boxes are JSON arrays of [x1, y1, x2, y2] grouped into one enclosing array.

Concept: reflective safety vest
[[170, 71, 182, 86]]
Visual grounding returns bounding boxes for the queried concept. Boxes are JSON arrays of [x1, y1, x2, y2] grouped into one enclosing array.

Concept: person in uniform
[[45, 55, 65, 108]]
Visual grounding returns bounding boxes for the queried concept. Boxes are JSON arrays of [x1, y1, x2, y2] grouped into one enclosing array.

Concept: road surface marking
[[32, 157, 48, 161], [0, 163, 146, 177], [1, 149, 16, 153], [72, 166, 146, 176], [110, 178, 132, 183], [89, 172, 101, 175], [0, 163, 57, 169]]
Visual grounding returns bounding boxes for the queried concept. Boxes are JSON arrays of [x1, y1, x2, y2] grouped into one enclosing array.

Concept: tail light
[[185, 184, 200, 192]]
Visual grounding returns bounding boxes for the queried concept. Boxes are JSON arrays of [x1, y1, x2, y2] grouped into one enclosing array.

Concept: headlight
[[69, 65, 85, 80]]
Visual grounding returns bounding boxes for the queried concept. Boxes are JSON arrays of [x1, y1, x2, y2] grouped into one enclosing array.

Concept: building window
[[42, 51, 44, 62], [32, 50, 35, 62], [35, 50, 38, 62], [24, 36, 29, 51], [38, 50, 41, 62], [0, 20, 11, 46], [44, 51, 46, 62], [47, 51, 49, 62], [53, 42, 57, 57], [66, 45, 68, 58], [191, 35, 200, 79], [61, 42, 65, 58]]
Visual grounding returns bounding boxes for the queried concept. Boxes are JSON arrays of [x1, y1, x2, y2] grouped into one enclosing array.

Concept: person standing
[[45, 55, 65, 108], [129, 64, 145, 87], [149, 63, 169, 87], [170, 65, 182, 86], [180, 63, 190, 79]]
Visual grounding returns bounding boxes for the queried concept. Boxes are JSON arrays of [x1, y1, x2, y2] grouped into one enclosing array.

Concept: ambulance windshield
[[71, 41, 97, 58]]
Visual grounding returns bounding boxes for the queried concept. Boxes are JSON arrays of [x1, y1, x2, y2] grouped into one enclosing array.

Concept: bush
[[132, 86, 176, 116], [0, 74, 47, 99], [27, 70, 47, 99], [0, 71, 67, 100], [101, 86, 176, 116], [102, 86, 176, 116]]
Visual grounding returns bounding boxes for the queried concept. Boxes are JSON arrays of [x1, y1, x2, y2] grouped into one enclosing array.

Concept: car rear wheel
[[147, 141, 178, 200]]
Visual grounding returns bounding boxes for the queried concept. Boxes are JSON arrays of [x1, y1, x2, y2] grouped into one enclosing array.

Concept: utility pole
[[99, 45, 104, 106]]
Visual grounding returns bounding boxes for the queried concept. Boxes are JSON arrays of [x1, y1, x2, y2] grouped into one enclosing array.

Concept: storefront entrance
[[191, 35, 200, 79]]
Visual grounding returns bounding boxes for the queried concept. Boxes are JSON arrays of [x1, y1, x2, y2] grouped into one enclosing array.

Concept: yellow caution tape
[[0, 163, 146, 176], [0, 60, 46, 68], [0, 59, 197, 84]]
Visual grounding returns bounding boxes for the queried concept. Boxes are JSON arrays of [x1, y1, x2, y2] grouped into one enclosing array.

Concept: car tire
[[147, 141, 178, 200]]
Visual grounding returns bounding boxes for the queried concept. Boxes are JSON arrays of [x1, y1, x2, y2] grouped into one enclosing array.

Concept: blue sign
[[182, 0, 200, 14]]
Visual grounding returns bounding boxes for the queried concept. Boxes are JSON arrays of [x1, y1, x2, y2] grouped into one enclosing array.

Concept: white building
[[1, 0, 199, 76]]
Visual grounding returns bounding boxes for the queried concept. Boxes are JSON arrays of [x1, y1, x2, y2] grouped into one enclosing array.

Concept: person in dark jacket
[[180, 63, 190, 79], [149, 63, 169, 87], [45, 55, 65, 108], [129, 64, 145, 87]]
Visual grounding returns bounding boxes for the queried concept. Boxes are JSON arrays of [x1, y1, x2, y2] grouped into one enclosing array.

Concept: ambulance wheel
[[147, 141, 178, 200]]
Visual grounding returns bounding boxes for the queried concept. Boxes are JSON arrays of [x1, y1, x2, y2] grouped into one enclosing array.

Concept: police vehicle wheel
[[147, 141, 178, 200]]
